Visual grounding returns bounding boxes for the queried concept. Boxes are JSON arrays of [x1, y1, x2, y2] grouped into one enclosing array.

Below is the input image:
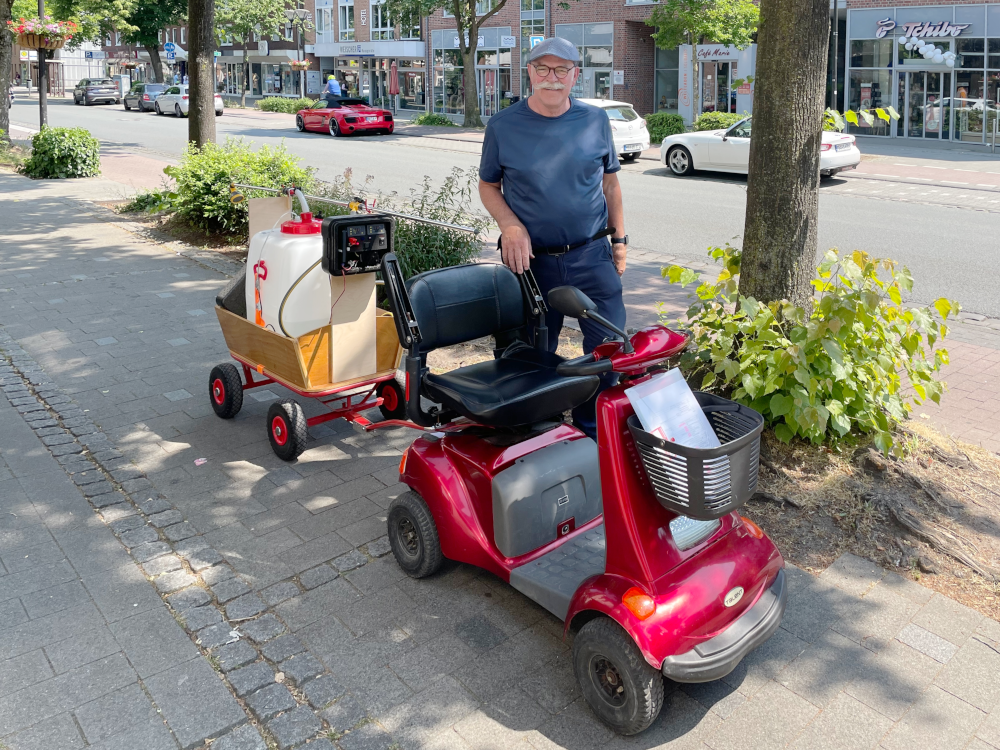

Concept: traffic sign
[[530, 35, 544, 48], [166, 52, 176, 60], [164, 42, 175, 52]]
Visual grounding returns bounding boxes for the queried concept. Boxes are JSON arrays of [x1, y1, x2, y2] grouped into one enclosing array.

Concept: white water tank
[[244, 212, 329, 338]]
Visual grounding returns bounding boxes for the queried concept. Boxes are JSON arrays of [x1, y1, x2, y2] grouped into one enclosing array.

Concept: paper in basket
[[625, 369, 720, 449]]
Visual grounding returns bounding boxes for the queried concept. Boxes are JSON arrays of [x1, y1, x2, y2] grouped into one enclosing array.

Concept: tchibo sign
[[875, 18, 971, 39]]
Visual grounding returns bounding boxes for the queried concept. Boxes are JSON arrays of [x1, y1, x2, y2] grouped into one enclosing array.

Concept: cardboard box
[[328, 272, 377, 383]]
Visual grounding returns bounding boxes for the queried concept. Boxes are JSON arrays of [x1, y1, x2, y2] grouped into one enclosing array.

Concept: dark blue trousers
[[530, 238, 626, 439]]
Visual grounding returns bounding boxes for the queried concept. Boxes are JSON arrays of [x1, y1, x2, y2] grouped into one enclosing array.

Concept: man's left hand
[[612, 244, 627, 276]]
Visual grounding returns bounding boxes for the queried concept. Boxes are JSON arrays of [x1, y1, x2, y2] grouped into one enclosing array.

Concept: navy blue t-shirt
[[479, 98, 620, 248]]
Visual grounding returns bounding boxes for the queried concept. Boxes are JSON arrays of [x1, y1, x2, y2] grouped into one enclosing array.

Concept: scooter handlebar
[[556, 353, 614, 377]]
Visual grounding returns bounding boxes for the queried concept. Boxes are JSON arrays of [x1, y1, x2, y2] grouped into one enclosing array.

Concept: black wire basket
[[627, 392, 764, 520]]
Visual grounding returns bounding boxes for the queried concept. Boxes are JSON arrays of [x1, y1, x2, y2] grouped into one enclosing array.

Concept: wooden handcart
[[209, 306, 411, 460]]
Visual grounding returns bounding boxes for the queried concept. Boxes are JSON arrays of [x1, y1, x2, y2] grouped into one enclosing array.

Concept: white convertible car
[[659, 116, 861, 178]]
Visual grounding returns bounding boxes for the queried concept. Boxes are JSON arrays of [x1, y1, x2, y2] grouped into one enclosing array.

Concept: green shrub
[[410, 112, 455, 127], [693, 111, 747, 132], [310, 166, 491, 281], [164, 139, 314, 236], [663, 245, 958, 453], [256, 97, 316, 114], [645, 113, 686, 143], [120, 188, 173, 214], [21, 126, 100, 179]]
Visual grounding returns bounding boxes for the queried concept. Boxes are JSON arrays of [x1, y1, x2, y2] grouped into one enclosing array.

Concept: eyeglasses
[[531, 64, 575, 79]]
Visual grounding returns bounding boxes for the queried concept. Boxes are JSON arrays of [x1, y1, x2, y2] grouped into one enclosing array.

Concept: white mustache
[[534, 81, 566, 90]]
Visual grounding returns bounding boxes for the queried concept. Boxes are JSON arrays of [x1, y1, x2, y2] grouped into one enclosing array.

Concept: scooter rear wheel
[[573, 617, 664, 735], [387, 491, 443, 578]]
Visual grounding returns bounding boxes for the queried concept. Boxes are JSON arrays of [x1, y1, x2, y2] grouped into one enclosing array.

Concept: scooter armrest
[[556, 354, 613, 377]]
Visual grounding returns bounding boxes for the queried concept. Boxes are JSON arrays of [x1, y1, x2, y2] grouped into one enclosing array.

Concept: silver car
[[155, 85, 224, 117], [73, 78, 120, 106]]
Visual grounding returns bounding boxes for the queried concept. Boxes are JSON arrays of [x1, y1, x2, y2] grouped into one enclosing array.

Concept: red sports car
[[295, 97, 394, 137]]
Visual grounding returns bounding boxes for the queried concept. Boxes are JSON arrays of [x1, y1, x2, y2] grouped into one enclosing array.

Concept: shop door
[[700, 63, 732, 113], [477, 68, 497, 117], [901, 71, 951, 140]]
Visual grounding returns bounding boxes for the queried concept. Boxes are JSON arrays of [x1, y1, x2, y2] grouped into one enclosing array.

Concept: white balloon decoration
[[933, 54, 944, 63], [905, 43, 914, 51], [946, 59, 955, 67], [899, 36, 908, 45]]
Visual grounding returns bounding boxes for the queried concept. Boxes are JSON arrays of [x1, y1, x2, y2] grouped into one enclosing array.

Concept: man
[[324, 74, 342, 106], [479, 37, 627, 439]]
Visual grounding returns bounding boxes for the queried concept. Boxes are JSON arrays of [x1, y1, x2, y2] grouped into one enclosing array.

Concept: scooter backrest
[[405, 263, 526, 353]]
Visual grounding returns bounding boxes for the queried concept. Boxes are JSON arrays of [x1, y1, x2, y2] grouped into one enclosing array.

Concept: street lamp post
[[283, 7, 312, 98], [37, 0, 47, 128]]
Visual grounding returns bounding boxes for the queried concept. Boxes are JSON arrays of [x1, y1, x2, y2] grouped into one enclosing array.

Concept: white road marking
[[893, 163, 915, 166], [942, 180, 969, 185], [925, 166, 947, 169], [977, 184, 996, 187]]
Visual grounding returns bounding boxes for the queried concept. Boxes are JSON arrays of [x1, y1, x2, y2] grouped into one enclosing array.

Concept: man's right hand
[[500, 225, 534, 275]]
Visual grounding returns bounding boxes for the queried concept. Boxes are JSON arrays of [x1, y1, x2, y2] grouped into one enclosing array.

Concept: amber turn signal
[[622, 587, 656, 620], [398, 450, 408, 476], [741, 516, 764, 539]]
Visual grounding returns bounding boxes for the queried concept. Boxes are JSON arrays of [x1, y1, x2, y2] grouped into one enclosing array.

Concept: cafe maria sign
[[875, 18, 971, 39]]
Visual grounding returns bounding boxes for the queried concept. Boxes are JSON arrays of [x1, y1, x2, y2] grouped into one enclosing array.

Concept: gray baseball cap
[[526, 37, 580, 64]]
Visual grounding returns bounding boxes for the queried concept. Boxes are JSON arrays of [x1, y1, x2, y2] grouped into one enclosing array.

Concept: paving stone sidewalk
[[2, 171, 1000, 750]]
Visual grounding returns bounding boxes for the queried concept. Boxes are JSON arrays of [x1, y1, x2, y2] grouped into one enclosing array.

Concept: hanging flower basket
[[289, 60, 311, 71], [122, 60, 139, 69], [10, 17, 76, 49]]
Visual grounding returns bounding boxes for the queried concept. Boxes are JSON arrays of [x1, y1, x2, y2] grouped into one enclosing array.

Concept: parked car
[[295, 98, 394, 137], [577, 98, 650, 161], [124, 82, 167, 112], [73, 78, 120, 106], [155, 85, 224, 117], [659, 116, 861, 178]]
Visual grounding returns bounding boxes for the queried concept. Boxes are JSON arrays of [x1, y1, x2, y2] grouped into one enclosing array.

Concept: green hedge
[[21, 127, 100, 179], [410, 112, 455, 127], [164, 139, 314, 236], [645, 113, 686, 143], [256, 97, 316, 114], [693, 111, 747, 131]]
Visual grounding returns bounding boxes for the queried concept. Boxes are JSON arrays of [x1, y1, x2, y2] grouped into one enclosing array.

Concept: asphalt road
[[11, 97, 1000, 316]]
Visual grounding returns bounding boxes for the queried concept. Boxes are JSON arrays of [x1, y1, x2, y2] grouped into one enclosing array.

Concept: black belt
[[533, 228, 615, 256], [497, 228, 615, 257]]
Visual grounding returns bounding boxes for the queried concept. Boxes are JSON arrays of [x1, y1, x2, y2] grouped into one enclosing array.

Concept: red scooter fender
[[565, 518, 784, 670]]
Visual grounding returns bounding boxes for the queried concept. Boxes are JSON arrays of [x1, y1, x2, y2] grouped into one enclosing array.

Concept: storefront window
[[655, 47, 679, 113], [261, 63, 283, 95], [370, 0, 394, 40], [339, 0, 355, 41], [957, 38, 985, 69], [989, 39, 1000, 70], [851, 39, 893, 69], [847, 69, 892, 136], [898, 39, 951, 65], [556, 22, 613, 99]]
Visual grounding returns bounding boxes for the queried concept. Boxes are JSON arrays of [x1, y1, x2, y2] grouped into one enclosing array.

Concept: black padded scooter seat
[[423, 350, 599, 427], [404, 262, 599, 427]]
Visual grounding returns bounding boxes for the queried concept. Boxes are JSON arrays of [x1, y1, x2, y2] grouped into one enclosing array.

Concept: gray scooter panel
[[491, 437, 602, 559], [509, 525, 606, 621]]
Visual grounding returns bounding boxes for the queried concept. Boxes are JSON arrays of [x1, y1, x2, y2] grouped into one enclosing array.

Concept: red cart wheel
[[377, 379, 406, 420], [267, 399, 307, 461], [209, 364, 243, 419]]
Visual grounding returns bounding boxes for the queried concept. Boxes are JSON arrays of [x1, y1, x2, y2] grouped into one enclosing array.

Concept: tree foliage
[[664, 245, 957, 454], [382, 0, 507, 127], [646, 0, 758, 50], [215, 0, 287, 105]]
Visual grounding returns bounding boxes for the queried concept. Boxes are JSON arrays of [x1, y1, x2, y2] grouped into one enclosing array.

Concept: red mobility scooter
[[378, 246, 786, 735]]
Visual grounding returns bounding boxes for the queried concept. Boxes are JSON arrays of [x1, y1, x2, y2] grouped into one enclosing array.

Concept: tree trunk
[[241, 59, 249, 108], [461, 44, 481, 127], [187, 0, 217, 147], [738, 0, 830, 307], [0, 0, 13, 144], [145, 45, 165, 83]]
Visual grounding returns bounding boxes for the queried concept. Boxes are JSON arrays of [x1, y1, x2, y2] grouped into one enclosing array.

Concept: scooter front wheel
[[387, 491, 443, 578], [573, 617, 664, 735]]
